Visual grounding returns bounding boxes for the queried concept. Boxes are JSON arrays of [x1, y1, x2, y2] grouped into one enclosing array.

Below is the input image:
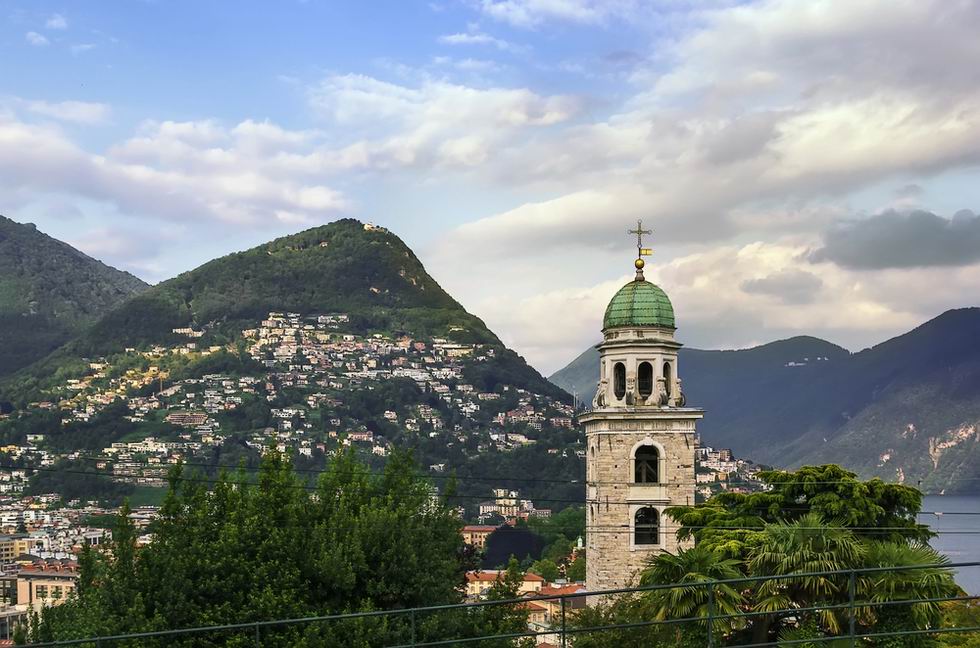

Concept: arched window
[[634, 508, 659, 545], [613, 362, 626, 400], [637, 362, 653, 399], [634, 445, 659, 483], [663, 362, 672, 398]]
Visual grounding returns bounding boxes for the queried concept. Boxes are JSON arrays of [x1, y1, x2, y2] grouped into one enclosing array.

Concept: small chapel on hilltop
[[580, 222, 703, 593]]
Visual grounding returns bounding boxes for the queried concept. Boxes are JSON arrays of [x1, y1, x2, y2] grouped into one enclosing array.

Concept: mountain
[[4, 218, 564, 403], [1, 219, 579, 509], [549, 310, 980, 492], [0, 215, 148, 378]]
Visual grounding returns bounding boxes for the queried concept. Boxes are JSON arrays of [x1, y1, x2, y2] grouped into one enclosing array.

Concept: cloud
[[741, 269, 823, 304], [431, 0, 980, 279], [23, 99, 110, 124], [0, 114, 349, 230], [45, 14, 68, 30], [25, 32, 49, 46], [894, 183, 923, 199], [462, 237, 980, 373], [307, 73, 579, 169], [438, 30, 522, 52], [809, 209, 980, 270], [70, 43, 96, 56]]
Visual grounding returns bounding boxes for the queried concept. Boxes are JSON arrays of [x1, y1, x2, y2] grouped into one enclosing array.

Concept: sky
[[2, 0, 980, 374]]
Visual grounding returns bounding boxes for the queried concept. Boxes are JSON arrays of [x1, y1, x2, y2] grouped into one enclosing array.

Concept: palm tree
[[641, 544, 746, 644], [861, 541, 957, 633], [747, 511, 865, 641]]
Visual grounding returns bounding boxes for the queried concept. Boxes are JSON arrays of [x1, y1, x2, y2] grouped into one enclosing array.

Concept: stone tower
[[580, 238, 702, 594]]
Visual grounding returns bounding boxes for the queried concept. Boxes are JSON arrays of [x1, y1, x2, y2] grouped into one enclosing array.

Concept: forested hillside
[[0, 215, 147, 377]]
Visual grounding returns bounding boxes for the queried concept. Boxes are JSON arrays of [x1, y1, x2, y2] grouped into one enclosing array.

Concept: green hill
[[75, 219, 502, 354], [0, 215, 148, 378], [550, 310, 980, 492], [3, 218, 564, 404], [0, 218, 575, 509]]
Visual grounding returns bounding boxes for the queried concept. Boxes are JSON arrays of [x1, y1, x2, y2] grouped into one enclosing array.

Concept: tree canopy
[[25, 449, 530, 646], [574, 465, 962, 648]]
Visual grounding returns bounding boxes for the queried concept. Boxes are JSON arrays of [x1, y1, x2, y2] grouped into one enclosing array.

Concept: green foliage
[[464, 348, 569, 403], [566, 552, 586, 581], [666, 464, 931, 559], [570, 592, 675, 648], [938, 600, 980, 648], [749, 513, 866, 635], [527, 506, 585, 547], [635, 467, 960, 646], [529, 558, 560, 582], [25, 459, 134, 506], [641, 544, 746, 644], [26, 400, 146, 454], [26, 449, 530, 647]]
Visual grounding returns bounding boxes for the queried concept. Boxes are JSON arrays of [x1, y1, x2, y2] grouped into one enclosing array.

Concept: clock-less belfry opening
[[580, 220, 703, 594]]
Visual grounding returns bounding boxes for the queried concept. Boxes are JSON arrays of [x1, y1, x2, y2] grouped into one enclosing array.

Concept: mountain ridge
[[0, 215, 149, 378], [549, 308, 980, 492]]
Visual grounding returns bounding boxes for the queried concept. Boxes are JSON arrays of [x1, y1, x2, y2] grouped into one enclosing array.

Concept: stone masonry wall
[[584, 413, 697, 594]]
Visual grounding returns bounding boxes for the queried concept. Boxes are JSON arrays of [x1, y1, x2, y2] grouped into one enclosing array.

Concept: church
[[580, 223, 703, 593]]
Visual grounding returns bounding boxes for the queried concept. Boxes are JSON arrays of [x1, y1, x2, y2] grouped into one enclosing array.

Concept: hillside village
[[0, 310, 762, 636]]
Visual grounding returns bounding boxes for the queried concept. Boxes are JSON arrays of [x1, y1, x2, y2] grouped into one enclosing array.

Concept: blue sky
[[2, 1, 980, 372]]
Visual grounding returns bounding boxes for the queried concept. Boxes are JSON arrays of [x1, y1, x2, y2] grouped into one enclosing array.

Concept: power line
[[11, 465, 977, 536], [61, 455, 977, 492], [13, 462, 977, 518]]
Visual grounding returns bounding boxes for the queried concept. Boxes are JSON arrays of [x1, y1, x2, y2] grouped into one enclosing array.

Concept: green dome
[[603, 280, 675, 329]]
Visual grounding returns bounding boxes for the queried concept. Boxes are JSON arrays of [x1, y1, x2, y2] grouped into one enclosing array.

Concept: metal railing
[[19, 562, 980, 647]]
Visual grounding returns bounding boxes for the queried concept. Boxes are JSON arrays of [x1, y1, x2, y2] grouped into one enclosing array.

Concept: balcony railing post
[[707, 583, 715, 648], [560, 595, 567, 648], [411, 608, 416, 646], [254, 622, 260, 647], [848, 570, 856, 648]]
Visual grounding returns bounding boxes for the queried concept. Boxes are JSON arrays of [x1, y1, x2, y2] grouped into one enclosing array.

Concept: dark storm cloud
[[809, 209, 980, 270], [740, 269, 823, 304]]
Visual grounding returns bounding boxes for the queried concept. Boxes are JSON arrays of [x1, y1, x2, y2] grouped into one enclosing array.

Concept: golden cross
[[627, 219, 652, 256]]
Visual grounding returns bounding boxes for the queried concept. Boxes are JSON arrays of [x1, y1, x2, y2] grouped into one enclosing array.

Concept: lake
[[919, 495, 980, 594]]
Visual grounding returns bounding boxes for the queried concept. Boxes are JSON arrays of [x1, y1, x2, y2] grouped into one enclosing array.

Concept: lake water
[[919, 495, 980, 594]]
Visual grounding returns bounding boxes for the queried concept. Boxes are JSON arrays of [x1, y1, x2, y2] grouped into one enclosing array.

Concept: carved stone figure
[[624, 375, 636, 405], [675, 378, 686, 407], [592, 378, 608, 409], [651, 376, 669, 407]]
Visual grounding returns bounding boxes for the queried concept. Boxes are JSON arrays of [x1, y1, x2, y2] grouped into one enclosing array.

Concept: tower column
[[580, 223, 703, 594]]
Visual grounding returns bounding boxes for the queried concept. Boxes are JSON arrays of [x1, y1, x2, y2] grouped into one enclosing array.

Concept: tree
[[571, 592, 674, 648], [748, 512, 865, 641], [566, 552, 586, 582], [862, 541, 957, 644], [666, 464, 931, 561], [543, 535, 574, 565], [26, 449, 529, 646], [529, 559, 560, 583], [641, 544, 745, 646], [638, 466, 960, 646]]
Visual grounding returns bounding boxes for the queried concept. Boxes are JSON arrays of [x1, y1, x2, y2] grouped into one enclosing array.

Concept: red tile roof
[[465, 570, 545, 583]]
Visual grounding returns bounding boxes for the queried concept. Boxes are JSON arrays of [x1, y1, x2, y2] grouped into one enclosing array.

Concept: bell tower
[[580, 221, 702, 593]]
